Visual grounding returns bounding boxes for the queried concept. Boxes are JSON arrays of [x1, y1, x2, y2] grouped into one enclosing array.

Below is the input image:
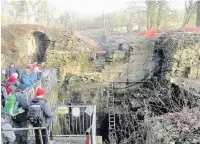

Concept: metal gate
[[52, 105, 96, 144]]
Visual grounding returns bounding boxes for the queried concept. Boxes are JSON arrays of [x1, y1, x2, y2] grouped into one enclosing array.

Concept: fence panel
[[52, 105, 96, 144]]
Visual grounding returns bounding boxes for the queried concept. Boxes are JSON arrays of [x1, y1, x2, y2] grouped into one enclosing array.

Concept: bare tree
[[124, 1, 146, 33], [105, 13, 118, 32], [156, 1, 168, 28], [58, 11, 71, 29], [182, 0, 197, 27], [196, 1, 200, 27], [124, 8, 135, 34], [145, 1, 158, 29]]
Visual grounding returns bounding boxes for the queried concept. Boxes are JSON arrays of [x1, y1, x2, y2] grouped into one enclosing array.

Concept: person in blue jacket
[[20, 69, 33, 88], [30, 67, 40, 84], [6, 62, 20, 78]]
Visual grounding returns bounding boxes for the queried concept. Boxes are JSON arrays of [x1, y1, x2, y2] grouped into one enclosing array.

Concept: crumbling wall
[[1, 25, 51, 68], [153, 33, 200, 80], [1, 24, 93, 80], [101, 32, 200, 144]]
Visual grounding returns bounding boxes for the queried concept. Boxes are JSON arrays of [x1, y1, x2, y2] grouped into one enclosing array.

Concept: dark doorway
[[33, 32, 51, 63]]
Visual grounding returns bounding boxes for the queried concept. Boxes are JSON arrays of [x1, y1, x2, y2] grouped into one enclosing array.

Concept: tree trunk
[[146, 1, 157, 29], [196, 1, 200, 27], [147, 10, 150, 29], [157, 1, 163, 28], [126, 25, 132, 34], [182, 1, 196, 28]]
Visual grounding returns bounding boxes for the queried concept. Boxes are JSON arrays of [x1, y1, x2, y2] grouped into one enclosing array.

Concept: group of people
[[1, 61, 53, 144]]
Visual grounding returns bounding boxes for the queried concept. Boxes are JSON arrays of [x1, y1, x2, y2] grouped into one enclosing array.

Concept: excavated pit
[[99, 78, 199, 144], [53, 32, 200, 143], [98, 32, 200, 144]]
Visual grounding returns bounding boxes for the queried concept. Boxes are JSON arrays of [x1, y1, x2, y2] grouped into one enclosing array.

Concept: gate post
[[92, 106, 96, 144]]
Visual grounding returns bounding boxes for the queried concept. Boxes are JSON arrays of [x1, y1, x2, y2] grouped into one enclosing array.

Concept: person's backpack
[[28, 102, 44, 125], [4, 95, 19, 116]]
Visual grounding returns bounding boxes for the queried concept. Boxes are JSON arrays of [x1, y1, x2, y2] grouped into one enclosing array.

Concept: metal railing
[[3, 69, 57, 123], [21, 69, 57, 102], [2, 127, 49, 144]]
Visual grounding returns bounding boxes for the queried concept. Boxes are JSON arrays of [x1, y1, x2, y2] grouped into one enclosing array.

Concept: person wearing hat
[[9, 86, 29, 144], [27, 64, 33, 70], [6, 62, 20, 79], [30, 67, 41, 84], [32, 61, 38, 69], [11, 73, 20, 86], [11, 73, 18, 79], [4, 75, 18, 95], [20, 69, 33, 89], [29, 88, 53, 144], [38, 62, 45, 71]]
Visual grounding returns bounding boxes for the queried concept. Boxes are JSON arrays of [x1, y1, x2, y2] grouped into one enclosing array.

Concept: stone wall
[[1, 24, 73, 69], [153, 33, 200, 80], [1, 25, 50, 68]]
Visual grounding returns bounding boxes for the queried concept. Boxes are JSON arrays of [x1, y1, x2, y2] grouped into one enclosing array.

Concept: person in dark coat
[[10, 86, 29, 144], [4, 75, 18, 95], [29, 88, 53, 144], [1, 85, 8, 118], [6, 62, 20, 78], [1, 85, 7, 107]]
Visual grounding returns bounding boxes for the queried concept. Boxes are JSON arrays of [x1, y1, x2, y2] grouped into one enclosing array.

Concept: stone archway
[[33, 31, 51, 63]]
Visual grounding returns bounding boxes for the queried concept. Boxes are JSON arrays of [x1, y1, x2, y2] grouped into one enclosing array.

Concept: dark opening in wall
[[183, 66, 191, 78], [153, 48, 165, 79], [33, 31, 51, 63]]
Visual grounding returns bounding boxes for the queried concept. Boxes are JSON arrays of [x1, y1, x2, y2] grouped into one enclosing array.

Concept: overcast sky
[[49, 0, 185, 17]]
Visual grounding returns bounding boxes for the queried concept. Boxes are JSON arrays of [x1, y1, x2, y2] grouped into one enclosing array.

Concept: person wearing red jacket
[[4, 75, 18, 95]]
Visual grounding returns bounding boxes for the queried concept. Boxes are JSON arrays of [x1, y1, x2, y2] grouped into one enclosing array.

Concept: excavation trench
[[51, 32, 200, 143], [100, 81, 198, 144]]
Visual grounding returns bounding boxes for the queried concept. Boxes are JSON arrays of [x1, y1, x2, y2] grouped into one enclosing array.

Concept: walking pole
[[39, 129, 44, 144]]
